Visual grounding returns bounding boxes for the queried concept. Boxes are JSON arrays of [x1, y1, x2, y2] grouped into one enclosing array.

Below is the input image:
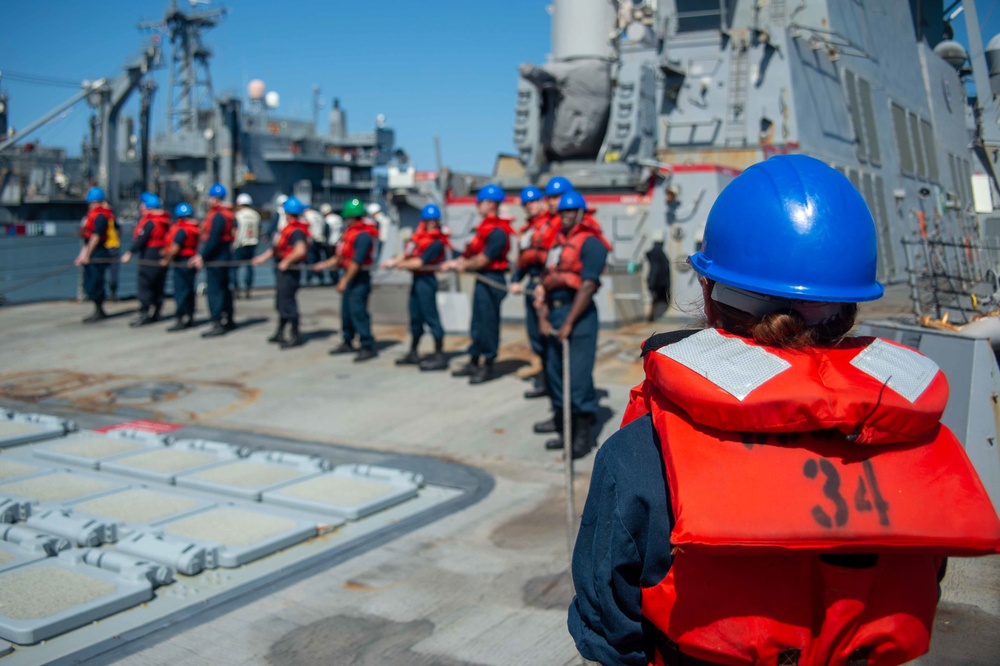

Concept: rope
[[0, 264, 77, 301]]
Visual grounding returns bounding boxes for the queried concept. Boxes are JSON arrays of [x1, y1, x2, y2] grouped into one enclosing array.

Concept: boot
[[222, 318, 238, 331], [267, 318, 288, 344], [82, 303, 107, 324], [451, 357, 480, 377], [395, 350, 421, 366], [534, 407, 562, 435], [523, 373, 549, 399], [469, 360, 495, 385], [354, 347, 378, 363], [329, 341, 356, 355], [419, 352, 448, 372], [280, 320, 303, 349], [570, 413, 596, 459], [129, 308, 151, 327], [167, 317, 192, 332], [201, 321, 228, 338], [151, 304, 162, 322]]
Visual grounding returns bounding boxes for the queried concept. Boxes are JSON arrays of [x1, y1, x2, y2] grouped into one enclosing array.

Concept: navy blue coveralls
[[83, 214, 111, 306], [513, 261, 544, 359], [170, 228, 197, 321], [200, 211, 234, 325], [469, 229, 509, 362], [277, 227, 309, 322], [342, 233, 375, 351], [544, 236, 608, 418], [410, 240, 446, 343], [132, 219, 167, 315]]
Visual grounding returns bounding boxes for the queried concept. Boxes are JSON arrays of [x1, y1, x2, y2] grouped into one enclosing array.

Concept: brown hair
[[703, 280, 858, 349]]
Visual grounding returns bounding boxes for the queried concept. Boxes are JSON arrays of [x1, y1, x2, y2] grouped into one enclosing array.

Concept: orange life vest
[[337, 220, 379, 266], [622, 330, 1000, 666], [133, 210, 172, 249], [540, 214, 611, 291], [516, 211, 560, 271], [201, 204, 236, 244], [404, 222, 452, 271], [80, 205, 118, 247], [274, 217, 310, 260], [166, 219, 201, 259], [462, 215, 514, 271]]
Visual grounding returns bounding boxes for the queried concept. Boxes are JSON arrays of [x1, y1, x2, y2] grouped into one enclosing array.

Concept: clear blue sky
[[2, 1, 999, 174]]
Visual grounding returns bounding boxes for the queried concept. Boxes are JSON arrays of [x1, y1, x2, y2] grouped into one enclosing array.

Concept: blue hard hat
[[174, 202, 193, 218], [420, 203, 442, 220], [283, 196, 305, 215], [208, 183, 226, 199], [544, 176, 573, 197], [140, 192, 162, 209], [520, 186, 543, 204], [476, 184, 505, 203], [690, 155, 884, 303], [557, 191, 586, 212], [86, 187, 106, 203]]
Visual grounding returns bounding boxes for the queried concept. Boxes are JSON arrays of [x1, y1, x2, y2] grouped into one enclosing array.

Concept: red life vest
[[540, 214, 611, 291], [201, 204, 236, 244], [133, 210, 172, 249], [516, 211, 560, 271], [337, 220, 379, 266], [621, 330, 1000, 666], [404, 222, 452, 271], [80, 205, 118, 247], [462, 215, 514, 271], [166, 219, 201, 259], [274, 217, 310, 260]]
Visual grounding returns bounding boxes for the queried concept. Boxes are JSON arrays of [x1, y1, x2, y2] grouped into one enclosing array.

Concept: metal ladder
[[725, 34, 749, 147]]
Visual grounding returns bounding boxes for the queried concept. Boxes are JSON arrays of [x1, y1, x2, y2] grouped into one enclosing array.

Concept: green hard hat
[[341, 198, 366, 218]]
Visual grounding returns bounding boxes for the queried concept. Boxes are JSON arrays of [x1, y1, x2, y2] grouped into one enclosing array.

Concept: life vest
[[337, 220, 379, 266], [274, 217, 310, 260], [404, 222, 452, 271], [80, 205, 119, 249], [462, 215, 514, 271], [622, 329, 1000, 666], [540, 214, 611, 292], [201, 204, 236, 244], [166, 219, 201, 259], [133, 210, 172, 249], [516, 211, 560, 271]]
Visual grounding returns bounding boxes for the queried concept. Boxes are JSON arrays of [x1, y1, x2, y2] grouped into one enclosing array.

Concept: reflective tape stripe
[[850, 338, 939, 403], [657, 329, 791, 401]]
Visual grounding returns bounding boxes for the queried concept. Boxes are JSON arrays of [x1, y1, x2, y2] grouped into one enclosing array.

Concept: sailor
[[441, 184, 514, 385], [74, 186, 120, 323], [232, 192, 260, 299], [645, 230, 670, 322], [122, 192, 171, 326], [252, 197, 311, 348], [381, 203, 451, 371], [535, 191, 610, 458], [568, 155, 1000, 665], [161, 202, 200, 332], [320, 198, 379, 362], [303, 203, 329, 286], [190, 183, 236, 337], [509, 185, 560, 399]]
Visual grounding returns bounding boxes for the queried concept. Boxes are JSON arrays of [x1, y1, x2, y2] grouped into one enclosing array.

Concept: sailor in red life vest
[[190, 183, 237, 337], [568, 155, 1000, 666], [161, 203, 201, 332], [74, 186, 120, 323], [440, 184, 514, 385], [381, 203, 452, 371], [509, 184, 561, 400], [533, 190, 611, 458], [252, 196, 311, 349], [122, 192, 171, 327], [315, 197, 380, 362]]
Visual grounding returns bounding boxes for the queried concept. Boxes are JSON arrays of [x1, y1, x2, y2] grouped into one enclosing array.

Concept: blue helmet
[[544, 176, 573, 197], [174, 202, 194, 218], [557, 191, 586, 212], [208, 183, 226, 199], [520, 186, 543, 204], [283, 196, 305, 215], [86, 187, 106, 203], [421, 203, 442, 220], [140, 192, 162, 209], [476, 184, 505, 203], [689, 155, 883, 303]]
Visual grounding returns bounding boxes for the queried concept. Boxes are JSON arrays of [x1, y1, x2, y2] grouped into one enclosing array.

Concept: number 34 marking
[[802, 458, 890, 528]]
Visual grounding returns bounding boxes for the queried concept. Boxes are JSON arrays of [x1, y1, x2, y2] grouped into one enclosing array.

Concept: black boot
[[329, 341, 356, 355], [82, 303, 107, 324], [534, 407, 562, 434], [201, 320, 228, 337], [268, 318, 288, 344], [419, 353, 448, 372], [570, 413, 596, 459], [469, 360, 495, 385], [151, 304, 162, 322], [396, 340, 421, 365], [354, 347, 378, 362], [129, 308, 152, 327], [167, 317, 191, 332], [222, 318, 237, 331], [524, 372, 549, 399], [280, 320, 303, 349], [451, 357, 480, 377]]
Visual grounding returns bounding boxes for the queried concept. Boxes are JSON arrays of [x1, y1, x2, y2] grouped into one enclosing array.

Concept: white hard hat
[[319, 203, 333, 215], [236, 193, 253, 206], [276, 194, 288, 206], [366, 203, 381, 215]]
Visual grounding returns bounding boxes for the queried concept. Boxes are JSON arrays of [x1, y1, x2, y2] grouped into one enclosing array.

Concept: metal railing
[[901, 235, 1000, 323]]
